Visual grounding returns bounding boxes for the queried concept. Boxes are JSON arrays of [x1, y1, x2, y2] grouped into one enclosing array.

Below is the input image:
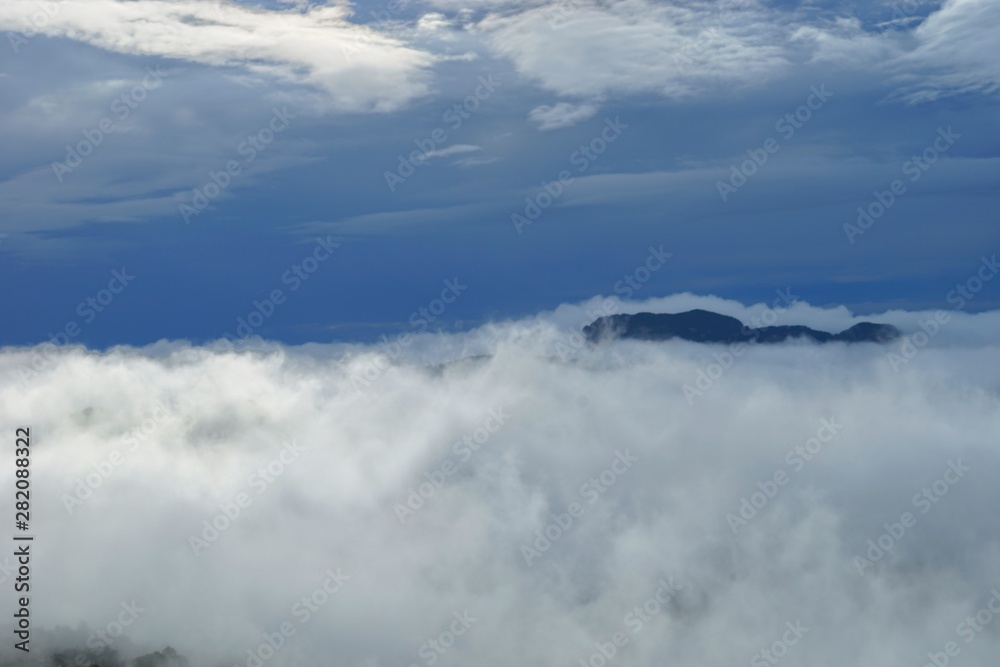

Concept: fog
[[2, 294, 999, 667]]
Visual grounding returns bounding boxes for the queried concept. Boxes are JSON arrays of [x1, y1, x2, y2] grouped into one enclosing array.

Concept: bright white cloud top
[[3, 0, 999, 110], [1, 0, 437, 111]]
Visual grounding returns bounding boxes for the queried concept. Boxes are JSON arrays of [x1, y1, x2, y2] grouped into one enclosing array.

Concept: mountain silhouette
[[583, 309, 900, 344]]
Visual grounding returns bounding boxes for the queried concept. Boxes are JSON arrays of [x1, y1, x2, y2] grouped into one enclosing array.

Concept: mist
[[2, 294, 1000, 667]]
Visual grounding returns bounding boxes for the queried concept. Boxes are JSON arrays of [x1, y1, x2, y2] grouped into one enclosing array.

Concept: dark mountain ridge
[[583, 309, 900, 344]]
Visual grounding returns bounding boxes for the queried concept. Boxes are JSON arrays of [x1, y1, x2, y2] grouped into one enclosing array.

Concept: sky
[[2, 4, 1000, 665], [0, 0, 998, 347]]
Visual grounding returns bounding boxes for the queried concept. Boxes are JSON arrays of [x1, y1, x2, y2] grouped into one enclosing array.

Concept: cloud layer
[[477, 0, 791, 100], [0, 0, 436, 112], [2, 296, 1000, 666], [3, 0, 999, 115]]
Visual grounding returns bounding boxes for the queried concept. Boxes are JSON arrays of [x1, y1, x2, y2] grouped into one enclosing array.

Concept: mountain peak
[[583, 310, 900, 344]]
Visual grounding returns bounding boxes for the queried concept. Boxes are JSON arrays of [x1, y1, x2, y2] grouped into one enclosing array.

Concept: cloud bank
[[2, 296, 1000, 666]]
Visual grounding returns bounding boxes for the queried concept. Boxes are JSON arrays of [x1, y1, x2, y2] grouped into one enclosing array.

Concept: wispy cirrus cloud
[[528, 101, 598, 130], [899, 0, 1000, 101]]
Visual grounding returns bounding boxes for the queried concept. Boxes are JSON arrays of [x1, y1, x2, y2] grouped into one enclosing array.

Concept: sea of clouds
[[2, 293, 1000, 667]]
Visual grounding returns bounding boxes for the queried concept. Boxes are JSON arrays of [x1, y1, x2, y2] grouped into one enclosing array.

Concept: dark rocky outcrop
[[583, 309, 900, 344]]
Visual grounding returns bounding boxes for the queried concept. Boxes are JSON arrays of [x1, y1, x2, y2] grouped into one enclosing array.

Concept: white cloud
[[2, 297, 1000, 666], [418, 0, 534, 10], [467, 0, 1000, 104], [793, 0, 1000, 102], [420, 143, 482, 160], [900, 0, 1000, 101], [476, 0, 791, 99], [0, 0, 437, 112], [528, 101, 598, 130]]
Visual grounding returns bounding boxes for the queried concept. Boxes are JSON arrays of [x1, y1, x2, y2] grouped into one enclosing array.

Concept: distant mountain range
[[583, 309, 901, 344]]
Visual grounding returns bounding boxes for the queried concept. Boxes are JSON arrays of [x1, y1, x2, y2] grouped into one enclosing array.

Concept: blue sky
[[1, 0, 998, 347]]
